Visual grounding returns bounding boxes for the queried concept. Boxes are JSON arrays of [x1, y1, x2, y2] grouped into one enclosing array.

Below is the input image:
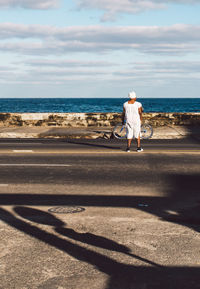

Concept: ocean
[[0, 98, 199, 113]]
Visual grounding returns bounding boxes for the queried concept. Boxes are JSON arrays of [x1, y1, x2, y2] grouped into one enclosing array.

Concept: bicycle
[[113, 122, 153, 140]]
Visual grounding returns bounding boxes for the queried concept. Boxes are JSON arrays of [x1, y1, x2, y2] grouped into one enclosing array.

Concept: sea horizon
[[0, 97, 200, 99], [0, 98, 199, 113]]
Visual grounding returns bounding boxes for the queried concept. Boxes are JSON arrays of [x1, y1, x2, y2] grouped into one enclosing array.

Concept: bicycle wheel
[[141, 124, 153, 139], [113, 123, 127, 139]]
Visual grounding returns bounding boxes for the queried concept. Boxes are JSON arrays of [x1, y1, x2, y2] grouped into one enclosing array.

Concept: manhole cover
[[48, 206, 85, 214]]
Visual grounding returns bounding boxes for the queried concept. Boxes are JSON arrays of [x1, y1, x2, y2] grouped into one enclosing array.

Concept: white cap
[[128, 91, 137, 99]]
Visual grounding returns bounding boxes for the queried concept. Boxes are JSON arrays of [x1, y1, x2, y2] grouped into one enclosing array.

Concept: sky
[[0, 0, 200, 98]]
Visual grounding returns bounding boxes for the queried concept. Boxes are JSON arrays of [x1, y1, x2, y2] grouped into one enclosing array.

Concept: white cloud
[[76, 0, 165, 21], [23, 59, 116, 68], [132, 60, 200, 73], [2, 59, 198, 85], [0, 58, 199, 99], [10, 58, 116, 83], [75, 0, 199, 21], [0, 0, 60, 9], [114, 60, 200, 79], [0, 65, 13, 71], [0, 23, 199, 55]]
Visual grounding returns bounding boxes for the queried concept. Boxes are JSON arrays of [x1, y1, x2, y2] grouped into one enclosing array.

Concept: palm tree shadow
[[14, 206, 161, 267], [55, 227, 161, 267], [55, 227, 130, 252], [0, 207, 200, 288], [0, 207, 122, 275], [14, 206, 65, 226]]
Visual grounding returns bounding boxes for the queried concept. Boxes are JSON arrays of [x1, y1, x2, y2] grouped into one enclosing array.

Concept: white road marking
[[13, 150, 34, 153], [0, 164, 71, 167], [0, 149, 198, 154], [26, 150, 200, 154], [0, 143, 42, 145]]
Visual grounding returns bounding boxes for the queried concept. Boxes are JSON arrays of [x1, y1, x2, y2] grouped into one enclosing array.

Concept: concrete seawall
[[0, 113, 199, 139], [0, 112, 200, 127]]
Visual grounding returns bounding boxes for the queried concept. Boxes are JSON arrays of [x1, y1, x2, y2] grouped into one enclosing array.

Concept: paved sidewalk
[[0, 125, 199, 139]]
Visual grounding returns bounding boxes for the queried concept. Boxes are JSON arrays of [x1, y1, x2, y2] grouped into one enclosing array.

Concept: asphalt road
[[0, 138, 200, 289], [0, 137, 199, 153]]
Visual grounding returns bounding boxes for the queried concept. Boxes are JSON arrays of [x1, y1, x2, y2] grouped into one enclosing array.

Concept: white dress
[[123, 101, 142, 139]]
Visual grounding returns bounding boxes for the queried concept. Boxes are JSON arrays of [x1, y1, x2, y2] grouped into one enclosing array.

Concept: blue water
[[0, 98, 199, 113]]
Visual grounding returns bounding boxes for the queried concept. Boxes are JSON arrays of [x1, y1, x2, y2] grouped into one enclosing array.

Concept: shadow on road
[[176, 124, 200, 143], [0, 206, 199, 289], [0, 172, 200, 288], [0, 173, 199, 231], [66, 139, 121, 150]]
